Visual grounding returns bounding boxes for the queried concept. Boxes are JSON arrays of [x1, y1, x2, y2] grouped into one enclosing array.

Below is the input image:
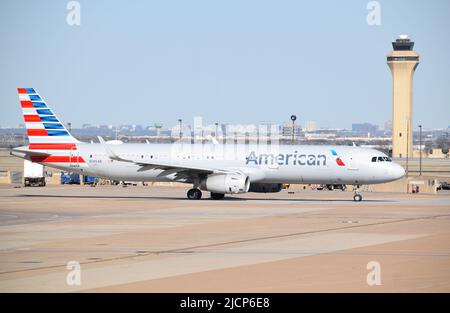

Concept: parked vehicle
[[249, 183, 283, 193], [83, 175, 98, 185], [61, 172, 80, 184], [122, 181, 138, 186], [331, 184, 347, 191], [24, 160, 45, 187], [437, 182, 450, 191], [318, 184, 347, 191]]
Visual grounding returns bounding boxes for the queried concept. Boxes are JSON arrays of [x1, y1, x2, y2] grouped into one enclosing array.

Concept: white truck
[[24, 160, 46, 187]]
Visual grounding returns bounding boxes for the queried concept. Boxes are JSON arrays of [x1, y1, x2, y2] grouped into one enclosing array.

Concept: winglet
[[97, 136, 106, 145], [205, 135, 219, 145], [98, 136, 133, 163]]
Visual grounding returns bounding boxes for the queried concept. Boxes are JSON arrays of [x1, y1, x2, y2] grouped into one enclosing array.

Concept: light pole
[[178, 119, 182, 141], [419, 125, 422, 176], [215, 122, 219, 139], [290, 115, 297, 144]]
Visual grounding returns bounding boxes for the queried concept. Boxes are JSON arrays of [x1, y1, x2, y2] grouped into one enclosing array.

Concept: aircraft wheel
[[210, 192, 225, 200], [353, 194, 362, 202], [187, 188, 202, 200]]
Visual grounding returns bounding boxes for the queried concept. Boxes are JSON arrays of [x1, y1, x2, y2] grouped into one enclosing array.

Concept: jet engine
[[200, 174, 250, 194], [248, 183, 283, 193]]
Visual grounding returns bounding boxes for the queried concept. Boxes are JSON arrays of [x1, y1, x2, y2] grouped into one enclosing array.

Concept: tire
[[353, 194, 362, 202], [210, 192, 225, 200], [187, 188, 202, 200]]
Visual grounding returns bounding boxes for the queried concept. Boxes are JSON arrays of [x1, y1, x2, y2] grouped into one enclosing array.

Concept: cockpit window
[[372, 156, 393, 162]]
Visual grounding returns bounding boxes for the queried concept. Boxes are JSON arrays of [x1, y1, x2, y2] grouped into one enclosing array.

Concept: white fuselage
[[28, 142, 405, 185]]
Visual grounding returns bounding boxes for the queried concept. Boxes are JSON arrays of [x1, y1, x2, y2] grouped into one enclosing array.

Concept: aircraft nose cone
[[392, 164, 406, 180]]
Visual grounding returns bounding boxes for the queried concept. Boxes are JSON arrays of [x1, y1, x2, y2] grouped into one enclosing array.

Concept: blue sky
[[1, 0, 449, 129]]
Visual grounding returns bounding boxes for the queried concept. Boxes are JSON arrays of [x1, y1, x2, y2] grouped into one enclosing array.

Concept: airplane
[[10, 88, 405, 201]]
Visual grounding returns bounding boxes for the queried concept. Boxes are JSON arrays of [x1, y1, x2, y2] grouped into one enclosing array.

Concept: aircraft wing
[[133, 160, 222, 174], [97, 137, 235, 178]]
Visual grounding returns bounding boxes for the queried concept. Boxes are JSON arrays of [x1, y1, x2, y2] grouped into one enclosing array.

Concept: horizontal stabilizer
[[10, 146, 51, 160]]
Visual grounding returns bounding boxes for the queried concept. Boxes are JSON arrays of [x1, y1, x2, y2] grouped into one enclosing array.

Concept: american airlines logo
[[246, 151, 327, 166], [331, 149, 346, 167]]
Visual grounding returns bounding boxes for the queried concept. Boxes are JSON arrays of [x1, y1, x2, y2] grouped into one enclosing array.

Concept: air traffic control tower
[[387, 35, 419, 158]]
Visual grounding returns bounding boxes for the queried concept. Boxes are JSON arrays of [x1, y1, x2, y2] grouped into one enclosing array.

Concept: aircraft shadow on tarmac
[[19, 194, 394, 203]]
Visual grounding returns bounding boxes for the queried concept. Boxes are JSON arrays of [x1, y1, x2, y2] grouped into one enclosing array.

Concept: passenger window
[[378, 157, 384, 162], [371, 157, 377, 162]]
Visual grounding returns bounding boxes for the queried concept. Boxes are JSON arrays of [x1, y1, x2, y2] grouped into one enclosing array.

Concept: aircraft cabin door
[[70, 146, 79, 167]]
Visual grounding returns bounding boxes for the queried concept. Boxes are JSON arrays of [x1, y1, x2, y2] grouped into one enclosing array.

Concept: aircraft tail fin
[[17, 88, 79, 144]]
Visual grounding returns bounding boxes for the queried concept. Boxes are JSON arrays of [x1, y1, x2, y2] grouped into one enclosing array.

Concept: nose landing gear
[[353, 185, 363, 201]]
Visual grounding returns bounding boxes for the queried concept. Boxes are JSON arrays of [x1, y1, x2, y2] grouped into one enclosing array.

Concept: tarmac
[[0, 184, 449, 292]]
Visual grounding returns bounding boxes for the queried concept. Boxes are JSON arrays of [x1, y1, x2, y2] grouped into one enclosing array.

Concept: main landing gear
[[186, 189, 226, 200], [187, 188, 202, 200], [353, 185, 363, 202]]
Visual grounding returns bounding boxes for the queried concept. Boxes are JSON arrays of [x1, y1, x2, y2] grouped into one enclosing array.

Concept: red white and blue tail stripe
[[18, 88, 78, 144], [17, 88, 85, 165]]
